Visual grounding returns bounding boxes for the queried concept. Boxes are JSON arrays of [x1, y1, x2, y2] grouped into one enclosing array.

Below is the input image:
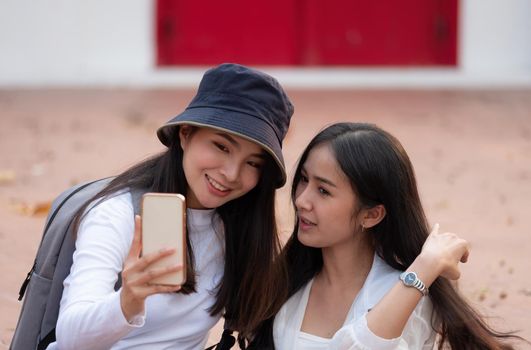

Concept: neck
[[319, 234, 375, 288]]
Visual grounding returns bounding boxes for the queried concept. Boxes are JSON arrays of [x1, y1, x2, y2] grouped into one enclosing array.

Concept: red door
[[157, 0, 457, 66], [156, 0, 300, 66]]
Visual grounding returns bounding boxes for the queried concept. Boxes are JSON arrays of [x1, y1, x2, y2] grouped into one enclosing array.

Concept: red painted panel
[[156, 0, 458, 66], [157, 0, 299, 66], [300, 0, 458, 65]]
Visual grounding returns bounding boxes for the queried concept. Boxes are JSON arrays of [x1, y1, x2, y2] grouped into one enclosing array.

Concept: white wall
[[461, 0, 531, 74], [0, 0, 530, 88], [0, 0, 153, 86]]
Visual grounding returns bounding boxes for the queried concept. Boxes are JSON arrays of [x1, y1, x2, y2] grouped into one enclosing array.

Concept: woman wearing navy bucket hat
[[48, 63, 293, 349]]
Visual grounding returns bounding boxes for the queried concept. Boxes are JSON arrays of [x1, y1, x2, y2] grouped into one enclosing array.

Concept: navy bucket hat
[[157, 63, 294, 187]]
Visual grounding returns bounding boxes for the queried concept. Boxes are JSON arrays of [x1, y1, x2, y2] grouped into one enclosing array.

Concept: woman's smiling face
[[180, 125, 266, 209]]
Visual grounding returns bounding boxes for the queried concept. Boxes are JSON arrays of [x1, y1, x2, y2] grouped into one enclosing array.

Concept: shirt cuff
[[112, 289, 145, 328]]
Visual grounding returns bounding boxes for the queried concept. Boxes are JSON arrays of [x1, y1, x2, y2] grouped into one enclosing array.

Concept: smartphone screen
[[141, 193, 186, 285]]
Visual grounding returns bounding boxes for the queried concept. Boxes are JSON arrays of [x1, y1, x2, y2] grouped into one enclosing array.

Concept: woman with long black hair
[[46, 63, 293, 349], [250, 123, 522, 349]]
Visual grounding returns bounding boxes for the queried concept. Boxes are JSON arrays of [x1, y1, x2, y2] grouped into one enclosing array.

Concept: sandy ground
[[0, 89, 530, 348]]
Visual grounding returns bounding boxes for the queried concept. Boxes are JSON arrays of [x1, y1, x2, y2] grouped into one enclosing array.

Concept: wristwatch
[[399, 271, 429, 296]]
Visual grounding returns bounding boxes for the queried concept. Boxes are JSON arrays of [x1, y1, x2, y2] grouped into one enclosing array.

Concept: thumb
[[430, 223, 440, 235], [126, 215, 142, 264]]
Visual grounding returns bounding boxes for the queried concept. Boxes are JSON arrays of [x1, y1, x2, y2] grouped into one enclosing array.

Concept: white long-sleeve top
[[273, 254, 436, 350], [48, 191, 225, 350]]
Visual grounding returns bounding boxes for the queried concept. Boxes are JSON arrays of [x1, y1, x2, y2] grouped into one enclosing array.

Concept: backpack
[[10, 178, 146, 350]]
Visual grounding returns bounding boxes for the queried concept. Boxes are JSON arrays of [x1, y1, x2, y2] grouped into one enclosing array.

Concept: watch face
[[404, 272, 416, 285]]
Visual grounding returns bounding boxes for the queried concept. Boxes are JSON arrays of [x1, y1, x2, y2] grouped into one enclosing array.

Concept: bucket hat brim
[[157, 107, 287, 187]]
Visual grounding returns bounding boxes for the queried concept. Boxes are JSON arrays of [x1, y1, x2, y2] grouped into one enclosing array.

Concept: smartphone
[[141, 193, 186, 285]]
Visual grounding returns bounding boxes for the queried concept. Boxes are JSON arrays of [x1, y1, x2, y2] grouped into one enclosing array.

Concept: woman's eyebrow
[[216, 132, 240, 147], [216, 132, 266, 158], [301, 166, 337, 187], [314, 175, 337, 187]]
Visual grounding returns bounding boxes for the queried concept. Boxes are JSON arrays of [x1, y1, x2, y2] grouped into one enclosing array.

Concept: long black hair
[[73, 126, 283, 336], [250, 123, 522, 349]]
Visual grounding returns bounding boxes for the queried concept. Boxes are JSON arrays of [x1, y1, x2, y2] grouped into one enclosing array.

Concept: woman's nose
[[295, 187, 312, 211], [221, 161, 241, 182]]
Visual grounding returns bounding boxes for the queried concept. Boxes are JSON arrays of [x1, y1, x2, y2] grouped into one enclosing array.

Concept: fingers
[[131, 264, 183, 286], [120, 259, 182, 313], [458, 239, 470, 263], [122, 247, 177, 285], [450, 235, 470, 263], [138, 283, 181, 298], [125, 265, 182, 296], [120, 278, 181, 319], [461, 248, 470, 263], [421, 223, 471, 280], [122, 246, 180, 289], [150, 284, 182, 294], [135, 247, 177, 271]]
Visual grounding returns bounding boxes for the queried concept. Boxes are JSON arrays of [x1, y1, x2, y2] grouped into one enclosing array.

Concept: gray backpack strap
[[130, 187, 147, 216]]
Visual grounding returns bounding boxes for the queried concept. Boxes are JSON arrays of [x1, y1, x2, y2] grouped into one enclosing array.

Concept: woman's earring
[[361, 224, 366, 233]]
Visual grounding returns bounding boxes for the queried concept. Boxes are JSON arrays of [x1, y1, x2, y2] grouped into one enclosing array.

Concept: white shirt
[[48, 191, 225, 350], [274, 254, 436, 350], [297, 331, 332, 349]]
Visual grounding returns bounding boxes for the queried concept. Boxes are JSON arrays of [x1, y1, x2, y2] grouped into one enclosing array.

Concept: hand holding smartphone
[[141, 193, 186, 286]]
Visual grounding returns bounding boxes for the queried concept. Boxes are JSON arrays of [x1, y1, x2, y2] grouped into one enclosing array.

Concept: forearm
[[366, 255, 440, 339]]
